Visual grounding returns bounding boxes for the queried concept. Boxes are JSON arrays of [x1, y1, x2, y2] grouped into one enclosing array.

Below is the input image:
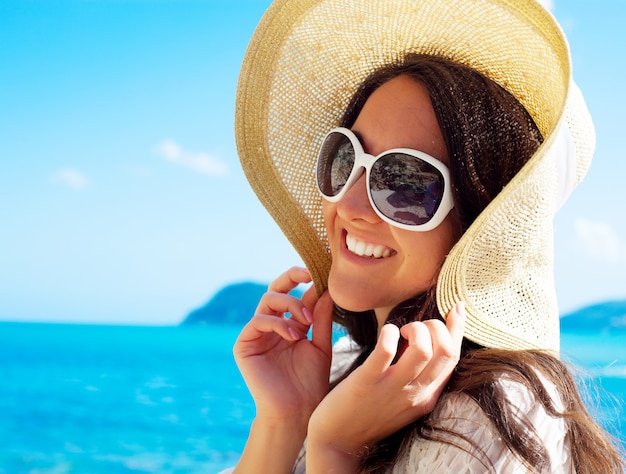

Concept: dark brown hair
[[332, 54, 624, 473]]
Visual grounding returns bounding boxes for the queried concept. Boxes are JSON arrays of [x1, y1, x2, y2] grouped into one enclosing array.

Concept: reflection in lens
[[371, 153, 444, 225], [317, 132, 355, 197]]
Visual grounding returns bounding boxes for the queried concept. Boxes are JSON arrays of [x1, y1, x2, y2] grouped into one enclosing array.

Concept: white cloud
[[154, 139, 229, 177], [573, 218, 626, 264], [50, 168, 90, 190]]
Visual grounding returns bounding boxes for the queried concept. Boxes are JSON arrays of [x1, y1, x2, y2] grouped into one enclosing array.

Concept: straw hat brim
[[235, 0, 595, 351]]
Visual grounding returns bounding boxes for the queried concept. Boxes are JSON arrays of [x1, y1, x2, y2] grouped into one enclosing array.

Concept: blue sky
[[1, 0, 624, 325]]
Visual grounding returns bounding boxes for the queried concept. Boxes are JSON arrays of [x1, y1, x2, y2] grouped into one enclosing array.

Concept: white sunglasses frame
[[316, 127, 455, 232]]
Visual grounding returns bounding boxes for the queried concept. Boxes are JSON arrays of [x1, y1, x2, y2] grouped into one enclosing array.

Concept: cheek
[[321, 199, 330, 217], [447, 207, 465, 243], [321, 200, 336, 234], [431, 221, 460, 265], [395, 218, 459, 266]]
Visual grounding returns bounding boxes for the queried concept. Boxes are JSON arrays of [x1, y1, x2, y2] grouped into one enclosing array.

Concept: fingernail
[[456, 301, 466, 317], [303, 307, 314, 323], [288, 328, 301, 340]]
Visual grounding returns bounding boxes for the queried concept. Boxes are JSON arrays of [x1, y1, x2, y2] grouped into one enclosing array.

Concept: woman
[[228, 0, 624, 472]]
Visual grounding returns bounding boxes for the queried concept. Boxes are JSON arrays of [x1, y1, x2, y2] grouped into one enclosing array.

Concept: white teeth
[[346, 234, 394, 259], [355, 241, 366, 255]]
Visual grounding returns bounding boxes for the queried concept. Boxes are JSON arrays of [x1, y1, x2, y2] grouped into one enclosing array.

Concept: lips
[[345, 233, 396, 258]]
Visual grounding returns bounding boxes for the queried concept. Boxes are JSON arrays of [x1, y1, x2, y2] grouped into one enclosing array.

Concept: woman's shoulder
[[391, 375, 573, 473]]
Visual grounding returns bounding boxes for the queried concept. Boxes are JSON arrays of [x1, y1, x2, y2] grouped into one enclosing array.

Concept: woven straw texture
[[235, 0, 595, 351], [437, 84, 594, 351]]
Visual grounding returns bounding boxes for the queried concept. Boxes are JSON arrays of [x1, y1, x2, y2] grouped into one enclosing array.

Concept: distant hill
[[182, 282, 626, 334], [181, 282, 268, 326], [560, 300, 626, 333]]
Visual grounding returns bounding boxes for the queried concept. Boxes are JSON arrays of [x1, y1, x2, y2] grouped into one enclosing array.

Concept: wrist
[[252, 417, 308, 447], [307, 409, 374, 458], [305, 436, 365, 474], [255, 409, 311, 432], [235, 417, 308, 474]]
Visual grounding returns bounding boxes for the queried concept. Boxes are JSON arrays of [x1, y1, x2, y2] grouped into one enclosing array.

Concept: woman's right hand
[[232, 267, 334, 474], [233, 266, 334, 425]]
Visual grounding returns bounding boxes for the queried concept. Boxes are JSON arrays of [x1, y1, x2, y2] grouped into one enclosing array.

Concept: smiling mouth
[[345, 233, 396, 259]]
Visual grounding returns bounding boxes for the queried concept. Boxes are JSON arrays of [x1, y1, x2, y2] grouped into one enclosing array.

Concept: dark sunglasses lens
[[370, 153, 445, 226], [317, 132, 355, 197]]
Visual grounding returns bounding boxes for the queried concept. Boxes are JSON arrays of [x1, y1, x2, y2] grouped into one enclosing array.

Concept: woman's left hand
[[306, 302, 466, 472]]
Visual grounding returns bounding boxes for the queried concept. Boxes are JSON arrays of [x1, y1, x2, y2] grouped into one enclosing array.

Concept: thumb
[[311, 290, 334, 358]]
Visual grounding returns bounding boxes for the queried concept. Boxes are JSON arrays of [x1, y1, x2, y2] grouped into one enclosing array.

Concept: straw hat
[[235, 0, 594, 352]]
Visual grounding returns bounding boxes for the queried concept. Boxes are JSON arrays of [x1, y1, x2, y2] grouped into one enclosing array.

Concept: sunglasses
[[316, 127, 454, 231]]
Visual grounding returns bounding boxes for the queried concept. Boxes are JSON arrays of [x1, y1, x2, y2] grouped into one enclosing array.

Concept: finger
[[392, 322, 434, 382], [361, 324, 400, 375], [255, 291, 313, 328], [409, 310, 464, 386], [311, 290, 334, 358], [267, 266, 312, 294], [428, 301, 466, 367], [398, 302, 466, 383], [418, 320, 457, 384], [301, 282, 319, 312], [446, 301, 466, 349], [236, 314, 304, 350]]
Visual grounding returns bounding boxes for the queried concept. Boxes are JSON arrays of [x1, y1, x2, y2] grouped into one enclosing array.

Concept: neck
[[374, 307, 392, 333]]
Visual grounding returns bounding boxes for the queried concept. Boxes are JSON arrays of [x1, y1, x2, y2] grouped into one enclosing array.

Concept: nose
[[336, 171, 381, 225]]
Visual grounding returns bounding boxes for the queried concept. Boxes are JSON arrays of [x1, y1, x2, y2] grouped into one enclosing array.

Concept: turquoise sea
[[0, 322, 624, 473]]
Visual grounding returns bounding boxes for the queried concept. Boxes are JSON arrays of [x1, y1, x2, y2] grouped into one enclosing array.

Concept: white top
[[388, 380, 573, 473], [226, 337, 574, 473]]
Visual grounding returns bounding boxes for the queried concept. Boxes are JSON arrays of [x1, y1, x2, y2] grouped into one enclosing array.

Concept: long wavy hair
[[331, 54, 624, 473]]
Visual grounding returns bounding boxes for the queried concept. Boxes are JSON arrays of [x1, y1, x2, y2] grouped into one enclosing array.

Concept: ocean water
[[0, 322, 623, 474], [0, 323, 251, 474]]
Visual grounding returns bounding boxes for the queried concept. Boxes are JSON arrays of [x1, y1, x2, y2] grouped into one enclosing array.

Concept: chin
[[328, 285, 373, 313]]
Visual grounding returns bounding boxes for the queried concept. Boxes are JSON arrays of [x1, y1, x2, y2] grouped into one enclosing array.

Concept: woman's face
[[323, 74, 460, 326]]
